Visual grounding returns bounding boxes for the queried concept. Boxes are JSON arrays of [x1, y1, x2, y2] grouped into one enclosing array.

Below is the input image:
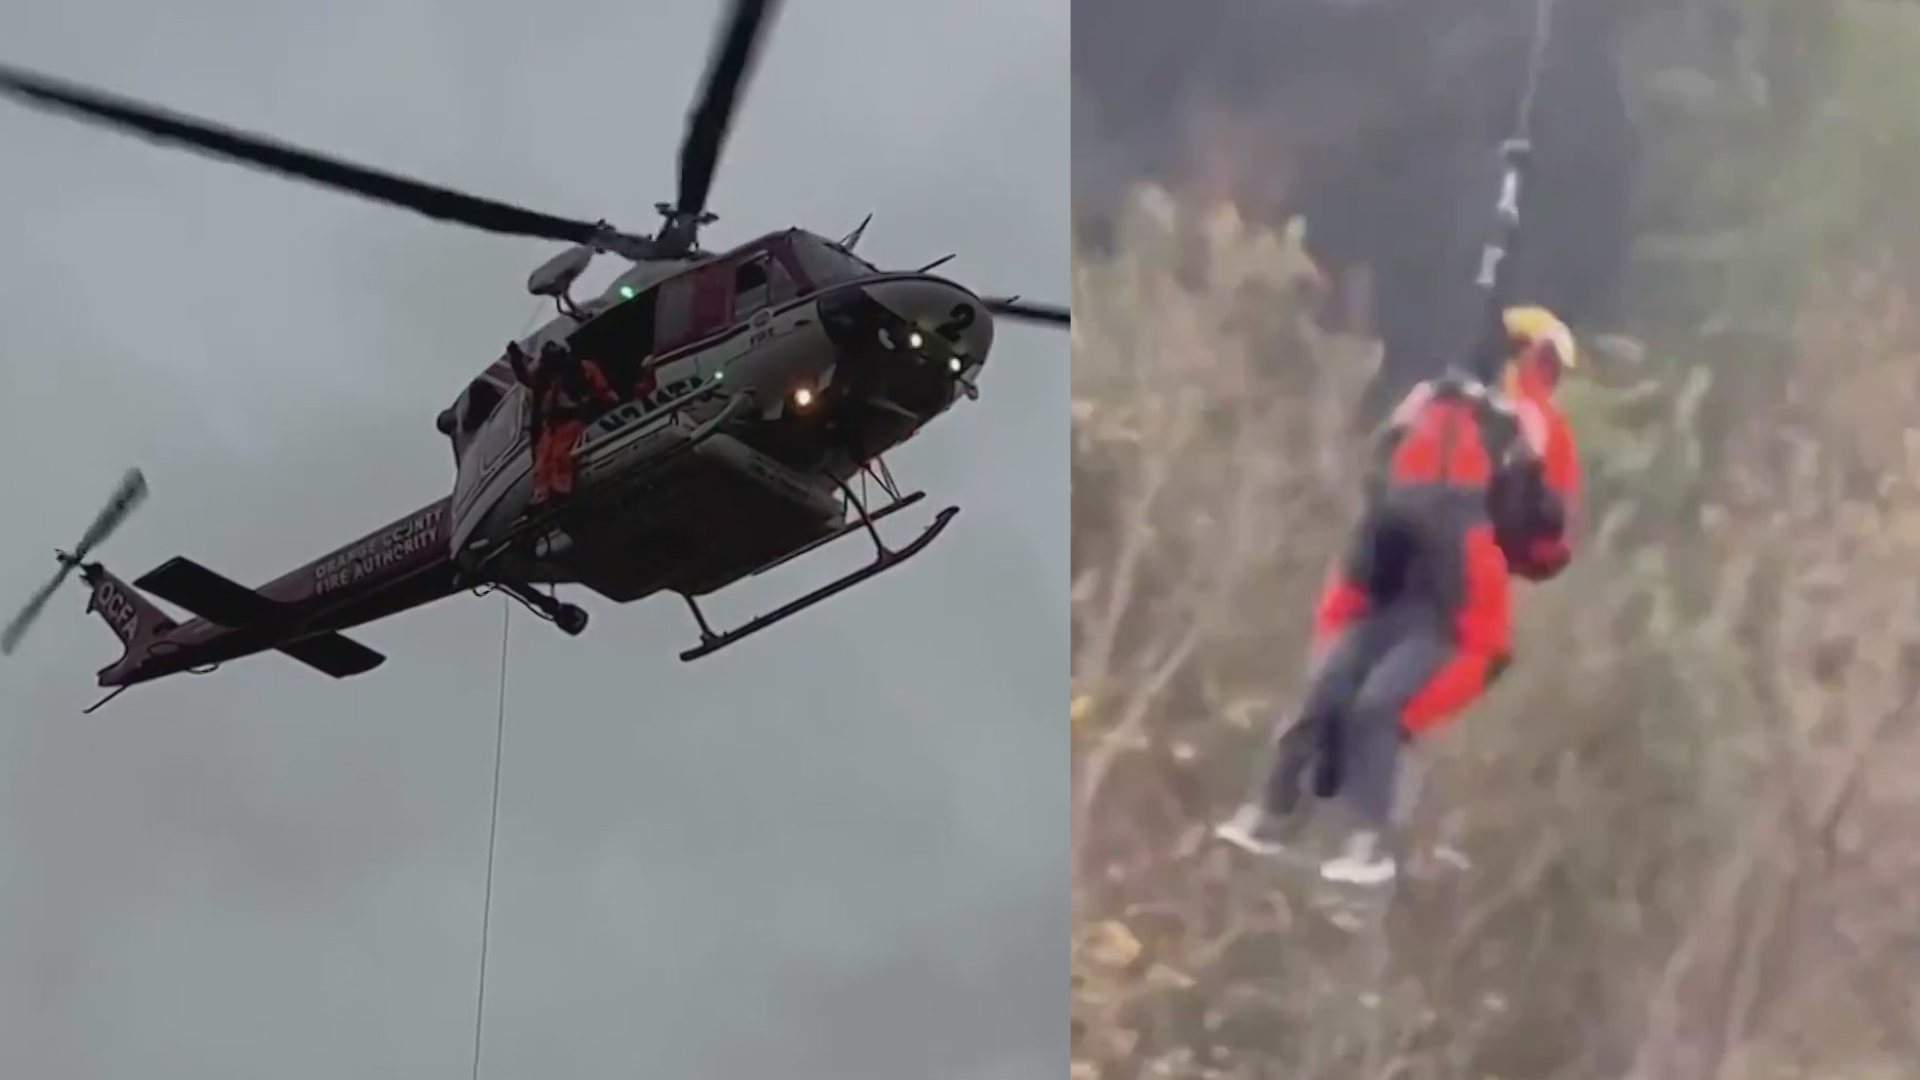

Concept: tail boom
[[81, 558, 400, 688], [75, 497, 458, 690]]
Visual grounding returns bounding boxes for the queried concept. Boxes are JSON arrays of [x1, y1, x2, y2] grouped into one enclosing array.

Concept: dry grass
[[1069, 190, 1920, 1080]]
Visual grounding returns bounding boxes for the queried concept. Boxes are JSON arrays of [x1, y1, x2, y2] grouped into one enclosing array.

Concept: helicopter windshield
[[790, 232, 879, 287]]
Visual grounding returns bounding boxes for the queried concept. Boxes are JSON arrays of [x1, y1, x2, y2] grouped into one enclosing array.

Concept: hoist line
[[471, 599, 511, 1080], [466, 303, 542, 1080], [1511, 0, 1557, 141], [1467, 0, 1561, 384]]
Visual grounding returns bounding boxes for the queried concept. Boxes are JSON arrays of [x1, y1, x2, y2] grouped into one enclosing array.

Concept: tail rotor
[[1, 468, 148, 656]]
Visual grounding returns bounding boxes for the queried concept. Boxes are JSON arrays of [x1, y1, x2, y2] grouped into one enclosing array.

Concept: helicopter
[[0, 0, 1069, 713]]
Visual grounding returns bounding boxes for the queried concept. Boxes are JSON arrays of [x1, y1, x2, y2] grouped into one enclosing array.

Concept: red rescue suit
[[1262, 373, 1578, 827], [1317, 375, 1577, 730]]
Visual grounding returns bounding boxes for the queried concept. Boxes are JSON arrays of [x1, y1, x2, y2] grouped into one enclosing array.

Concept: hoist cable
[[466, 304, 541, 1080], [470, 599, 511, 1080], [1467, 0, 1560, 384], [1510, 0, 1557, 141]]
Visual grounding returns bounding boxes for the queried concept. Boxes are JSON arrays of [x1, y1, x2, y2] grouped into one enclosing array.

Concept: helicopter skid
[[677, 496, 959, 662], [683, 499, 967, 661]]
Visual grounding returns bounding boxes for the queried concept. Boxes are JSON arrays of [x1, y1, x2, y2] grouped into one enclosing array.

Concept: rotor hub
[[654, 204, 719, 254]]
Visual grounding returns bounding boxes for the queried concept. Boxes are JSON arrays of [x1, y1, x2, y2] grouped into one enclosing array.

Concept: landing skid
[[677, 477, 959, 662]]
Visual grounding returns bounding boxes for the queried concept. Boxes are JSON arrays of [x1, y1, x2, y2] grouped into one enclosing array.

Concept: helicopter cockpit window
[[460, 379, 503, 434], [732, 252, 796, 318], [790, 233, 877, 288]]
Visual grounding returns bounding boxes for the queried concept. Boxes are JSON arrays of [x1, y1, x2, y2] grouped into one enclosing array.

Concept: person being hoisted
[[507, 338, 619, 509], [1213, 304, 1583, 887]]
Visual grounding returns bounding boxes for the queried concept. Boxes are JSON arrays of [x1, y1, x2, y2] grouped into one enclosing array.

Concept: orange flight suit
[[1264, 374, 1576, 827], [525, 351, 616, 507]]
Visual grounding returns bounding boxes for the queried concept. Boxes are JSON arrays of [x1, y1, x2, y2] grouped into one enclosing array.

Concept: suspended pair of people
[[1215, 305, 1582, 887]]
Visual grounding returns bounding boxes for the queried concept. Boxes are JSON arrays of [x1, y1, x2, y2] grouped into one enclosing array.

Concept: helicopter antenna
[[839, 213, 873, 252]]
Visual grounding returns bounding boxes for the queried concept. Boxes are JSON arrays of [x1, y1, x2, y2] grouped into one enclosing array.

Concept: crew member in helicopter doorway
[[508, 339, 619, 508], [1214, 305, 1583, 888]]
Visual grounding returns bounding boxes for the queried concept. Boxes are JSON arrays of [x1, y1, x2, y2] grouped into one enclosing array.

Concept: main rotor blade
[[677, 0, 780, 219], [983, 297, 1071, 327], [73, 468, 148, 560], [0, 64, 609, 246], [0, 564, 72, 657]]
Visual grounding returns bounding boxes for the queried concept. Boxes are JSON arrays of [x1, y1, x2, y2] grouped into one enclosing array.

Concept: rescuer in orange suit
[[1214, 305, 1582, 887], [506, 339, 618, 507]]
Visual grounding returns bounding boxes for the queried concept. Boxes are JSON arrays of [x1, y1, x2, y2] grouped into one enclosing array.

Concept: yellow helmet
[[1503, 305, 1578, 371]]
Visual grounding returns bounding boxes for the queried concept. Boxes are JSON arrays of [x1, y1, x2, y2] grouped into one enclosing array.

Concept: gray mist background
[[0, 2, 1065, 1077]]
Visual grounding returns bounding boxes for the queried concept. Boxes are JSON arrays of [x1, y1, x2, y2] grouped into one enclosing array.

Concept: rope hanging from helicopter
[[1463, 0, 1559, 387], [468, 598, 511, 1080], [464, 299, 547, 1077]]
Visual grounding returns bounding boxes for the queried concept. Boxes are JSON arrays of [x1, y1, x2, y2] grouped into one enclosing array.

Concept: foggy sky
[[0, 2, 1065, 1077]]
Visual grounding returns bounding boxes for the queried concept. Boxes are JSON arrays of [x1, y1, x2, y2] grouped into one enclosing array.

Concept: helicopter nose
[[857, 276, 996, 367]]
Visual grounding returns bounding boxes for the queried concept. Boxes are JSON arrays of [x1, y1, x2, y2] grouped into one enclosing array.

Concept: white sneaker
[[1319, 831, 1398, 886], [1212, 803, 1291, 858]]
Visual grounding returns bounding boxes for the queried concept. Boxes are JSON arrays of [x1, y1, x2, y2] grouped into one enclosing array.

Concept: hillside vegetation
[[1069, 3, 1920, 1077]]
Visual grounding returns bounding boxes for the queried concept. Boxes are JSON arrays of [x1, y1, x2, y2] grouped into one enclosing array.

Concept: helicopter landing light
[[907, 330, 923, 349], [793, 387, 814, 408], [948, 357, 963, 373]]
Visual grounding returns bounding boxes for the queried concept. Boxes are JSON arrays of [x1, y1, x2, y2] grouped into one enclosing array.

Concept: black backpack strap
[[1472, 392, 1524, 468]]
